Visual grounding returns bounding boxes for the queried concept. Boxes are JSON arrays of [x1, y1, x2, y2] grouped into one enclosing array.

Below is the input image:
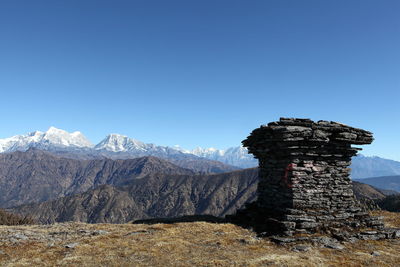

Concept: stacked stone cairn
[[229, 118, 400, 242]]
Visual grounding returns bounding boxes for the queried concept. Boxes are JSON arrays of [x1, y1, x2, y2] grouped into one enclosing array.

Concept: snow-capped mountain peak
[[191, 147, 225, 157], [95, 134, 147, 152], [46, 126, 65, 134], [0, 127, 93, 153], [42, 127, 93, 147], [188, 146, 256, 168]]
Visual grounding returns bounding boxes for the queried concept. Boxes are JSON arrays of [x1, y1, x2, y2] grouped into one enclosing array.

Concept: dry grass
[[0, 211, 399, 267], [371, 210, 400, 228], [0, 209, 35, 226]]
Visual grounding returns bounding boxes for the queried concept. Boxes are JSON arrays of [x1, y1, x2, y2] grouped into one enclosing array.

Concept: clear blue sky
[[0, 0, 399, 160]]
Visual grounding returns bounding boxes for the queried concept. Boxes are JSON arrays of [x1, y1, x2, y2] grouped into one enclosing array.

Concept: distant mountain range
[[351, 155, 400, 179], [355, 175, 400, 193], [0, 127, 252, 167], [11, 167, 259, 224], [2, 128, 399, 224], [0, 127, 93, 152], [0, 149, 196, 209], [185, 148, 400, 179], [1, 127, 400, 179], [0, 149, 257, 223], [183, 146, 257, 168], [6, 150, 390, 224], [0, 128, 238, 174]]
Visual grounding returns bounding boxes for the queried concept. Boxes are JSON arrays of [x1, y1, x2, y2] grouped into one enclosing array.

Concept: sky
[[0, 0, 399, 160]]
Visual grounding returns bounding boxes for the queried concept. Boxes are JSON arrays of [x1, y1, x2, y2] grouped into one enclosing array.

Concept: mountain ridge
[[0, 128, 239, 174], [9, 166, 390, 224], [0, 149, 195, 208], [9, 168, 260, 223], [0, 127, 93, 152], [2, 127, 400, 178], [355, 175, 400, 193]]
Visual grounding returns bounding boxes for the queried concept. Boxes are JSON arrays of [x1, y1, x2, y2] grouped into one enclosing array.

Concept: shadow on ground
[[132, 215, 227, 224]]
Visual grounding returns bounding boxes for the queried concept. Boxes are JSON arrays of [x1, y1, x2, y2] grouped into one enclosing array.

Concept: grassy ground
[[0, 211, 399, 267]]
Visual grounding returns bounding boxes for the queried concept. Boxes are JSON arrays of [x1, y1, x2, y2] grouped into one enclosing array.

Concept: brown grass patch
[[0, 209, 35, 225], [0, 211, 399, 266], [371, 210, 400, 228]]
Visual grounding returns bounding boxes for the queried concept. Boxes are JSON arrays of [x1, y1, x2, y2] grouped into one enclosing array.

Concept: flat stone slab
[[292, 245, 312, 252]]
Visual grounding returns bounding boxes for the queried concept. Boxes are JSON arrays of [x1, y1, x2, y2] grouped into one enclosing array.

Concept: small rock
[[65, 243, 79, 249], [361, 231, 377, 235], [238, 238, 257, 245], [292, 245, 311, 252], [348, 237, 358, 243], [13, 234, 28, 240], [324, 243, 344, 250], [214, 231, 225, 236], [270, 236, 296, 244], [296, 236, 311, 242], [313, 236, 344, 250], [297, 222, 319, 229], [0, 250, 5, 255], [312, 236, 333, 245], [393, 230, 400, 239], [371, 251, 381, 256], [92, 230, 108, 236]]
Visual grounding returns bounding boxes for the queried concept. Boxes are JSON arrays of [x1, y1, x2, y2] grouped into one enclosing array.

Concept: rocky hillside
[[352, 156, 400, 179], [10, 168, 387, 224], [11, 168, 259, 223], [351, 181, 387, 200], [376, 195, 400, 212], [0, 150, 195, 208], [355, 175, 400, 192]]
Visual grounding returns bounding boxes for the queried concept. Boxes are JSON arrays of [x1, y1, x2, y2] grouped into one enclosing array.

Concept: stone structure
[[231, 118, 399, 240]]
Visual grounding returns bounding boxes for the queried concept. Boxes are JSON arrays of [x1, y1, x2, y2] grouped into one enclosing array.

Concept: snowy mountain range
[[0, 127, 255, 167], [94, 133, 187, 158], [1, 127, 400, 179], [0, 127, 240, 174], [0, 127, 93, 153], [182, 146, 257, 168]]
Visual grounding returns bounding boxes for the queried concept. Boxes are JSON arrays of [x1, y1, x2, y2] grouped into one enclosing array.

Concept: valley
[[0, 149, 394, 224]]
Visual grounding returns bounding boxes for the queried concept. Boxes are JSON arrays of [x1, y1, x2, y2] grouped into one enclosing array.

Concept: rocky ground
[[0, 211, 399, 267]]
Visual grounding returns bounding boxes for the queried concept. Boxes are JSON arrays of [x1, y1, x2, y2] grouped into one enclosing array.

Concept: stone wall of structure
[[229, 118, 398, 240]]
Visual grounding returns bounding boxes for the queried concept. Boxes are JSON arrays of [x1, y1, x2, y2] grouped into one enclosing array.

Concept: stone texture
[[292, 245, 312, 252], [229, 118, 398, 242], [65, 242, 79, 249], [371, 251, 381, 256]]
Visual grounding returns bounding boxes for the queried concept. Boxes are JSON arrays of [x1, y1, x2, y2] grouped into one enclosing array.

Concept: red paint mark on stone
[[282, 163, 295, 188]]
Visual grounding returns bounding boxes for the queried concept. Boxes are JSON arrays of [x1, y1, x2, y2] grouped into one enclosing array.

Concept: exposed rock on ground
[[0, 211, 399, 266]]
